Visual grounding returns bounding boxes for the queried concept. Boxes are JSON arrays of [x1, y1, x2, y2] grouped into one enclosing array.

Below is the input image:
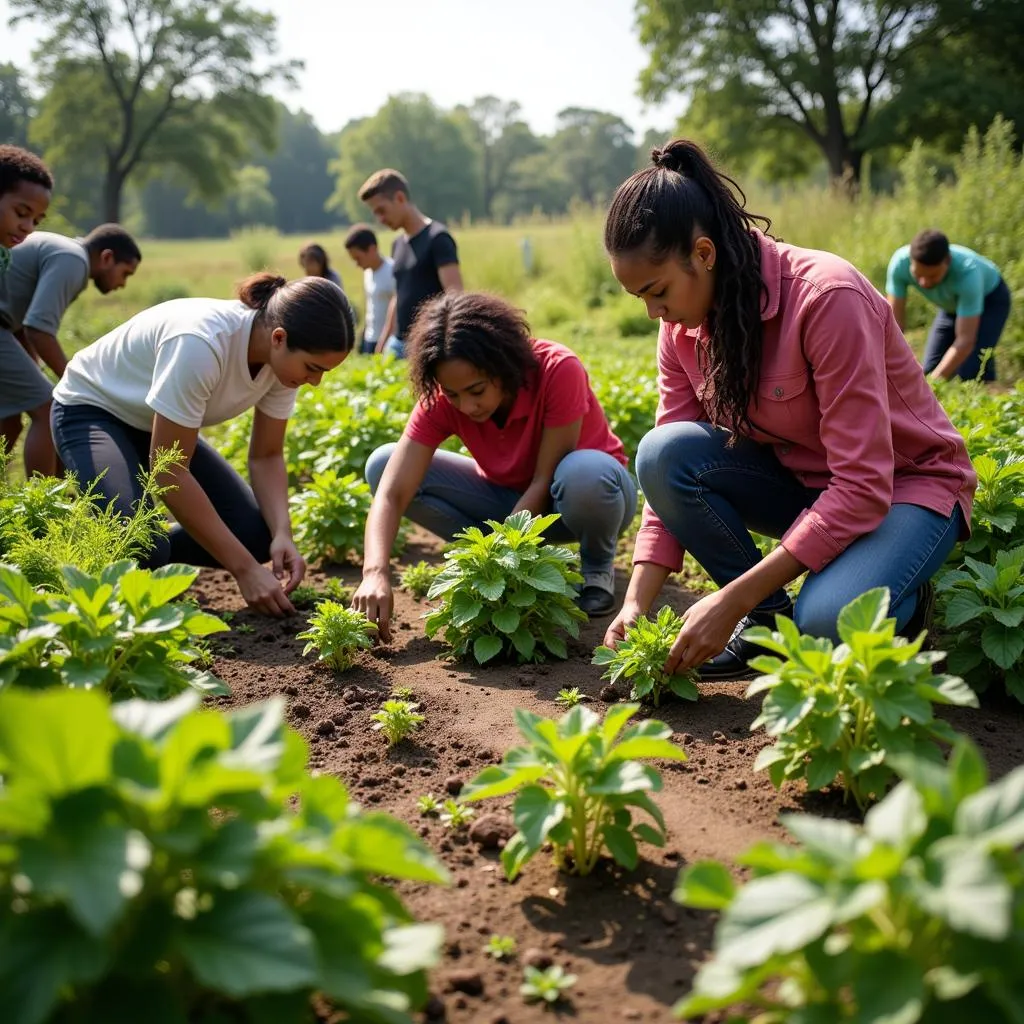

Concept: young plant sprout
[[297, 601, 377, 671], [484, 935, 518, 960], [439, 798, 475, 830], [521, 964, 577, 1005], [417, 793, 443, 816], [554, 686, 584, 708], [370, 699, 425, 745], [400, 560, 440, 600]]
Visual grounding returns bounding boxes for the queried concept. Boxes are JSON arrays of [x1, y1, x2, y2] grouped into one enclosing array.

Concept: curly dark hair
[[0, 145, 53, 197], [604, 138, 773, 438], [407, 292, 539, 407]]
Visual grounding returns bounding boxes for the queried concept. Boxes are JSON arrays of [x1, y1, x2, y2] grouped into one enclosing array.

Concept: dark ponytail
[[604, 138, 773, 439], [237, 272, 356, 354]]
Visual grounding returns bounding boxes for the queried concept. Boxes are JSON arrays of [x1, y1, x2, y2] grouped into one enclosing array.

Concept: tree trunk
[[102, 162, 125, 223], [823, 140, 863, 193]]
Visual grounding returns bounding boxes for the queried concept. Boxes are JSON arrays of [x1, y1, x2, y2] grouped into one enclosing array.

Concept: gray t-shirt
[[363, 257, 395, 345], [0, 231, 90, 333]]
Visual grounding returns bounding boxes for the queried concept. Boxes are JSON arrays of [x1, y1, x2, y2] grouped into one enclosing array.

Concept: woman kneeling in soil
[[353, 291, 637, 638], [51, 273, 355, 616], [603, 139, 976, 681]]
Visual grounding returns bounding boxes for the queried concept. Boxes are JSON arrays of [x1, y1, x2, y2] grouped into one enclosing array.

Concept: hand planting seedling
[[592, 605, 698, 705], [370, 699, 426, 745], [425, 510, 587, 665], [747, 587, 978, 810], [484, 934, 517, 960], [521, 964, 578, 1006], [675, 738, 1024, 1021], [417, 792, 443, 816], [297, 600, 377, 671], [461, 703, 686, 879], [400, 560, 440, 600], [555, 686, 585, 708], [439, 798, 475, 830]]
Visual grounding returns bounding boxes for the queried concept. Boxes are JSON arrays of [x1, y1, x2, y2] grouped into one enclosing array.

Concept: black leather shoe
[[697, 601, 793, 682], [577, 586, 616, 617], [900, 580, 936, 639]]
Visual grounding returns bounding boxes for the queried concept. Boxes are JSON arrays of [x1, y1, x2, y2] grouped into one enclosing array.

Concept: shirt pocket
[[752, 370, 818, 444]]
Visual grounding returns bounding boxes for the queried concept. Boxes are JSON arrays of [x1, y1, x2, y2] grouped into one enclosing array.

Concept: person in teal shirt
[[886, 229, 1010, 382]]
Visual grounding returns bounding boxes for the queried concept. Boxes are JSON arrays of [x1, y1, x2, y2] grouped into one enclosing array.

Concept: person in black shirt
[[358, 168, 462, 357]]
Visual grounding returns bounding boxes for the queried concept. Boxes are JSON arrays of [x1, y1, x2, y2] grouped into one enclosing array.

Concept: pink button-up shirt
[[634, 232, 977, 574]]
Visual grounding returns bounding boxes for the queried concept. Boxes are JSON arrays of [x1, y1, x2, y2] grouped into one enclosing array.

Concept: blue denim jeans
[[636, 421, 963, 640], [922, 277, 1011, 382], [365, 444, 638, 578]]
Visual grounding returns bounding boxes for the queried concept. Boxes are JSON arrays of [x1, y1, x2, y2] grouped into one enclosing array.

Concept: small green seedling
[[391, 685, 415, 701], [592, 605, 698, 706], [297, 600, 377, 671], [370, 699, 425, 745], [554, 686, 584, 708], [290, 578, 353, 610], [417, 793, 443, 816], [400, 560, 440, 600], [235, 622, 254, 635], [484, 935, 517, 960], [440, 798, 475, 830], [521, 964, 577, 1005]]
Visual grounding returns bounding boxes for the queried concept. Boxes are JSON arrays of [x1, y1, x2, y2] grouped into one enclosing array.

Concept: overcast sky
[[1, 0, 681, 139]]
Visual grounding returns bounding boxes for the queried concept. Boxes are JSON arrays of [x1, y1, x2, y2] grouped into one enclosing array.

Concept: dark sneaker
[[900, 580, 936, 639], [696, 600, 794, 682], [575, 570, 616, 617]]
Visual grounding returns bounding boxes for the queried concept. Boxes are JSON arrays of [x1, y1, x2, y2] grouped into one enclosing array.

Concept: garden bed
[[191, 533, 1024, 1023]]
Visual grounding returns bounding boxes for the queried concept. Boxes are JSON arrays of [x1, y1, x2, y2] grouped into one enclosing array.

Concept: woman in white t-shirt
[[51, 273, 356, 615]]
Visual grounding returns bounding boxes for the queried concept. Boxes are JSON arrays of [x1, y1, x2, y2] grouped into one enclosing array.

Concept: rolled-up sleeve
[[781, 287, 894, 572], [633, 322, 707, 572]]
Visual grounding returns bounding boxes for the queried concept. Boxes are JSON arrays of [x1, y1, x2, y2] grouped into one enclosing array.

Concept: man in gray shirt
[[0, 224, 141, 476]]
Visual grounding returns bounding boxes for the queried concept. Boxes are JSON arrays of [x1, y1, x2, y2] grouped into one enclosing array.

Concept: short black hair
[[344, 224, 378, 251], [910, 229, 950, 266], [82, 223, 142, 264], [0, 145, 53, 198], [408, 292, 539, 408]]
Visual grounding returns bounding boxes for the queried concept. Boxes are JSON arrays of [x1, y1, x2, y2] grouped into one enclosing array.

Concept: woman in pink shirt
[[353, 292, 636, 638], [603, 139, 976, 681]]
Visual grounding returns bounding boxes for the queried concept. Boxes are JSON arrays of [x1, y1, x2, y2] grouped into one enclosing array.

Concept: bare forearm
[[363, 497, 403, 575], [623, 561, 672, 614], [930, 338, 975, 381], [719, 545, 805, 615], [511, 480, 551, 517], [376, 299, 397, 353], [248, 455, 291, 538], [23, 328, 67, 377]]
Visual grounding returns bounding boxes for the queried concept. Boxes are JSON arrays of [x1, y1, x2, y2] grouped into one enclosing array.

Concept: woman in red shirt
[[603, 139, 976, 681], [353, 292, 636, 638]]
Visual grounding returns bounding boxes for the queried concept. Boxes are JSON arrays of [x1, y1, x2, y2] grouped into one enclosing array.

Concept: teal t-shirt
[[885, 243, 1002, 317]]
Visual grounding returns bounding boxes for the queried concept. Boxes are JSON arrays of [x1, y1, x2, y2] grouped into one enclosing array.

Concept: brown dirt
[[191, 530, 1024, 1024]]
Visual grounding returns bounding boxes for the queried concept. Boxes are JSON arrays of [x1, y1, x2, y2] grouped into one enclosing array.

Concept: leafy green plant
[[0, 686, 448, 1024], [521, 965, 578, 1006], [484, 935, 517, 960], [289, 470, 375, 564], [937, 546, 1024, 702], [417, 793, 443, 816], [424, 510, 587, 665], [391, 685, 415, 700], [461, 704, 686, 879], [288, 579, 352, 611], [400, 560, 440, 600], [592, 606, 698, 706], [961, 451, 1024, 561], [439, 799, 474, 830], [746, 588, 978, 811], [370, 699, 425, 745], [0, 560, 229, 701], [674, 739, 1024, 1022], [296, 600, 376, 671], [555, 686, 584, 708]]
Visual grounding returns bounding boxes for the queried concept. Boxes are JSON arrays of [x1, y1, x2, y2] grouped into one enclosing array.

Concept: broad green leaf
[[946, 646, 985, 676], [865, 782, 926, 847], [0, 778, 50, 835], [753, 745, 789, 772], [949, 739, 989, 803], [339, 813, 449, 884], [668, 675, 700, 701], [836, 588, 890, 645], [121, 565, 196, 609], [608, 732, 687, 764], [805, 749, 843, 791], [133, 605, 187, 634], [509, 625, 536, 660], [473, 634, 504, 664], [182, 611, 230, 636], [378, 922, 444, 975], [632, 822, 665, 847], [980, 623, 1024, 670], [111, 690, 202, 739], [783, 816, 863, 863], [475, 577, 506, 602], [591, 760, 659, 795], [177, 891, 318, 996], [916, 845, 1012, 940], [0, 688, 115, 796], [225, 699, 286, 773], [451, 590, 483, 628], [942, 591, 989, 627], [851, 951, 925, 1024], [500, 830, 534, 881], [460, 763, 547, 802], [542, 634, 568, 659], [955, 764, 1024, 847], [675, 860, 736, 910], [508, 588, 537, 608], [491, 607, 521, 634], [522, 562, 568, 593], [591, 644, 617, 666], [600, 702, 639, 747], [602, 823, 639, 869], [513, 785, 566, 851]]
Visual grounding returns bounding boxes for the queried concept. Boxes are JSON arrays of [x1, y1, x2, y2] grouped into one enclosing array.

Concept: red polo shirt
[[403, 338, 628, 492]]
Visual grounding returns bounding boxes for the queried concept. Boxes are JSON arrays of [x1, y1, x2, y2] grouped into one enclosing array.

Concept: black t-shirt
[[391, 221, 458, 338]]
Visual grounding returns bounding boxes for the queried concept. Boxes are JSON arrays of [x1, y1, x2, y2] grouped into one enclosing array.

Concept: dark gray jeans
[[50, 400, 271, 569]]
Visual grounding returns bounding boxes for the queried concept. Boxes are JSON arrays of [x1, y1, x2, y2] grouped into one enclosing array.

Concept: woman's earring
[[707, 264, 714, 271]]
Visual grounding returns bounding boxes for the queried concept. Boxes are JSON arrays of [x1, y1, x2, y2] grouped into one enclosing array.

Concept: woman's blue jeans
[[636, 422, 963, 640]]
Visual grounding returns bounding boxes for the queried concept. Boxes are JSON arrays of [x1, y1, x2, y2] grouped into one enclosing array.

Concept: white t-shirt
[[54, 297, 298, 431], [363, 257, 395, 345]]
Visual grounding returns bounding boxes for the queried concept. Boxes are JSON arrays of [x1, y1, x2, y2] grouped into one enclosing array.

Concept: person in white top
[[51, 273, 356, 616], [344, 224, 395, 355]]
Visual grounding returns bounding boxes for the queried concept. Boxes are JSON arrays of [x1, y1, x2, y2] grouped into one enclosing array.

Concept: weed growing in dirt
[[937, 546, 1024, 703], [417, 793, 443, 816], [521, 964, 578, 1006], [748, 588, 979, 811], [400, 560, 440, 600], [297, 601, 376, 671], [675, 739, 1024, 1021], [0, 687, 447, 1021], [484, 935, 517, 960], [555, 686, 584, 708], [0, 561, 230, 700], [425, 510, 586, 664], [392, 686, 415, 700], [439, 799, 474, 830], [461, 704, 686, 879], [592, 606, 698, 706], [370, 699, 425, 745]]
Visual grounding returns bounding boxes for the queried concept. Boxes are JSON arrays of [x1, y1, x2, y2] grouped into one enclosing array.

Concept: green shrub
[[400, 560, 439, 600], [0, 687, 447, 1024], [296, 600, 376, 671]]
